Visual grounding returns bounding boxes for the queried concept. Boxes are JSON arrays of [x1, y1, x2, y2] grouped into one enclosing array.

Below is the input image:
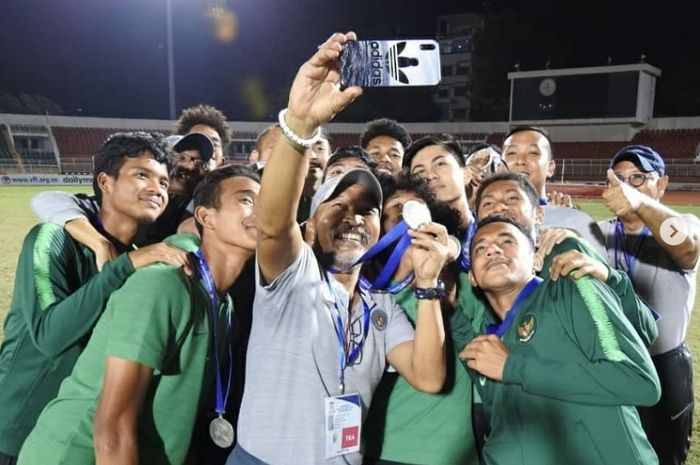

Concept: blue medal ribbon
[[193, 250, 233, 417], [459, 220, 477, 271], [486, 276, 543, 337], [348, 220, 414, 291], [613, 219, 650, 277], [324, 273, 372, 394], [539, 198, 548, 206], [613, 220, 660, 321]]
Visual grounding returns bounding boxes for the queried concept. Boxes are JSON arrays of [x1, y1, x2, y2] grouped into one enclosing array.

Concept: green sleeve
[[502, 277, 660, 406], [19, 223, 135, 357], [543, 237, 658, 346], [604, 269, 658, 347], [104, 265, 198, 371]]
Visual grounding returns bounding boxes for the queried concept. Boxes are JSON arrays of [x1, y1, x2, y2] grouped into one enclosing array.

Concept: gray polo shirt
[[237, 244, 415, 465], [542, 204, 607, 256], [598, 217, 698, 355]]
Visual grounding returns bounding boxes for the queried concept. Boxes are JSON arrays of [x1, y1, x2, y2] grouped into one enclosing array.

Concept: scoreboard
[[508, 64, 661, 124]]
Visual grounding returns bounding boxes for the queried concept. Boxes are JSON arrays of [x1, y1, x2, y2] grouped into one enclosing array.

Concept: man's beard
[[169, 167, 203, 197], [331, 249, 365, 271]]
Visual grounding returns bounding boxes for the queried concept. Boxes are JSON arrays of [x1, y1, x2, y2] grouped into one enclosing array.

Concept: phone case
[[339, 39, 442, 88]]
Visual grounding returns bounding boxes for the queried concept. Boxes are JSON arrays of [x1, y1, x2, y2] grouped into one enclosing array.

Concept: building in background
[[433, 13, 483, 122]]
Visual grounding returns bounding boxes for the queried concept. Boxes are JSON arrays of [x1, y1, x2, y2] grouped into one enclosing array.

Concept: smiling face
[[189, 124, 224, 167], [309, 183, 381, 270], [502, 130, 554, 197], [169, 148, 207, 196], [99, 151, 170, 224], [409, 144, 467, 205], [198, 176, 259, 252], [366, 135, 404, 176], [476, 179, 543, 230], [470, 221, 535, 293]]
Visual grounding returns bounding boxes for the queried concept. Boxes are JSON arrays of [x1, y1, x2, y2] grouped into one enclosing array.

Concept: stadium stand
[[631, 129, 700, 159]]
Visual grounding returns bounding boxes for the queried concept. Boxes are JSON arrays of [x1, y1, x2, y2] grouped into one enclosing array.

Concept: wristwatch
[[414, 280, 446, 300]]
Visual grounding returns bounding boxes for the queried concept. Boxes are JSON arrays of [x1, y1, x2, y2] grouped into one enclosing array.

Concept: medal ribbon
[[486, 277, 543, 337], [613, 220, 660, 320], [342, 220, 413, 291], [193, 250, 233, 417], [459, 220, 477, 271], [324, 273, 372, 393], [613, 219, 650, 277]]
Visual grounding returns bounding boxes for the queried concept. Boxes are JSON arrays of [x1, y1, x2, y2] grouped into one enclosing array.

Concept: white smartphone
[[339, 39, 442, 88]]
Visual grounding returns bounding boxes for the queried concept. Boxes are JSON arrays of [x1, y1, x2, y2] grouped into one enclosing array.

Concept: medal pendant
[[209, 415, 235, 448]]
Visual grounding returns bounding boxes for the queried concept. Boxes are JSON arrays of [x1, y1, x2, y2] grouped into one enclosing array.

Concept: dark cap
[[309, 168, 383, 218], [610, 145, 665, 176], [166, 132, 214, 163]]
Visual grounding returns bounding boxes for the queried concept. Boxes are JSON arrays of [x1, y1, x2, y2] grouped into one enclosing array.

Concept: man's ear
[[194, 205, 215, 233], [533, 252, 543, 273], [96, 172, 112, 199], [656, 175, 669, 199], [546, 159, 556, 178]]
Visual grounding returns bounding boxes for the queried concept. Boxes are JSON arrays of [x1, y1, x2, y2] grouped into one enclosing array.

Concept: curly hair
[[175, 104, 232, 153], [381, 172, 463, 236], [359, 118, 412, 150]]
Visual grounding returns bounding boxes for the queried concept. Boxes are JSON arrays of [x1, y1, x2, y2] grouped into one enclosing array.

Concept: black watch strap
[[414, 280, 446, 300]]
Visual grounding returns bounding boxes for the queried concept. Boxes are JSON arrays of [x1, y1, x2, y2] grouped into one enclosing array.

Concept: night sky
[[1, 0, 698, 121]]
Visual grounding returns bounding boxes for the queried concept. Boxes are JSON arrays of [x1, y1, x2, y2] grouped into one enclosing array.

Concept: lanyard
[[613, 219, 650, 277], [193, 250, 233, 417], [324, 273, 371, 394], [539, 198, 548, 206], [486, 277, 543, 337], [459, 220, 477, 271], [351, 220, 414, 290]]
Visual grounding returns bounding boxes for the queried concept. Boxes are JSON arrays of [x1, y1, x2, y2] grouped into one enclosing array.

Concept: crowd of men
[[0, 32, 697, 465]]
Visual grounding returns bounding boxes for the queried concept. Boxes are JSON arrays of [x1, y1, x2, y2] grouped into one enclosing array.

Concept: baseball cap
[[309, 168, 383, 219], [610, 145, 665, 176], [166, 133, 214, 163]]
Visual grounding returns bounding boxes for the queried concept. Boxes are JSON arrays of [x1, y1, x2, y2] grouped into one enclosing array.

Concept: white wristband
[[278, 108, 321, 151]]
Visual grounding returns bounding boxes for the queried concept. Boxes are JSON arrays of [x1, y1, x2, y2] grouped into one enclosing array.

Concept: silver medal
[[210, 415, 235, 448], [402, 200, 431, 230]]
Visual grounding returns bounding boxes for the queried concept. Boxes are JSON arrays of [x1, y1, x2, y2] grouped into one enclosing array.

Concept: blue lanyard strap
[[350, 220, 414, 291], [613, 220, 650, 277], [486, 277, 543, 337], [324, 273, 372, 392], [539, 198, 548, 206], [459, 220, 477, 271], [193, 250, 233, 416]]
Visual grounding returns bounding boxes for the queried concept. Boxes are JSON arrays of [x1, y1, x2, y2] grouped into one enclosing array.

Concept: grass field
[[0, 185, 699, 463]]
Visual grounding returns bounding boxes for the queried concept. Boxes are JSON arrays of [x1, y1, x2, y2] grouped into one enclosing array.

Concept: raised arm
[[386, 222, 448, 393], [256, 32, 362, 283], [94, 357, 152, 465], [604, 169, 700, 269]]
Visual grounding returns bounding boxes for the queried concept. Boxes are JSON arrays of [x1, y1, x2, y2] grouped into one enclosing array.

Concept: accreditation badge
[[324, 393, 362, 458]]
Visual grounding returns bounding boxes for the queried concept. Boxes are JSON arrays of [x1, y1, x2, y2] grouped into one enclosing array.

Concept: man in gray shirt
[[598, 145, 700, 465], [226, 32, 448, 465]]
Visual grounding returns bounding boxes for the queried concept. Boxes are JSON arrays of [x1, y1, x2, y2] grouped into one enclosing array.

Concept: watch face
[[539, 78, 556, 97]]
